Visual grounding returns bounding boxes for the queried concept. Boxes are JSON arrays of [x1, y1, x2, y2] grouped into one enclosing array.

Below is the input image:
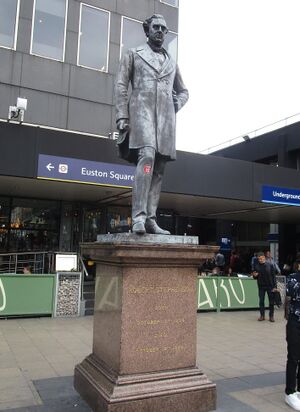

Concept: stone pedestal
[[74, 234, 217, 412]]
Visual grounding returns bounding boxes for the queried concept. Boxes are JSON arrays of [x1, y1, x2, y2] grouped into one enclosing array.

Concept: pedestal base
[[75, 238, 218, 411], [74, 354, 216, 412]]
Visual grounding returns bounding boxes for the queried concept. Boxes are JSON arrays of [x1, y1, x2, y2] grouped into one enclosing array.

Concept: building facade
[[1, 0, 300, 270], [0, 0, 180, 253]]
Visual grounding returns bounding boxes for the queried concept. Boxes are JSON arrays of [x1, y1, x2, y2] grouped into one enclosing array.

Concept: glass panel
[[107, 207, 131, 233], [165, 31, 177, 61], [78, 5, 109, 71], [31, 0, 67, 60], [9, 229, 59, 252], [11, 198, 60, 230], [121, 17, 178, 62], [83, 209, 102, 242], [0, 0, 18, 48], [9, 198, 60, 252], [121, 17, 144, 57], [160, 0, 178, 6], [0, 197, 10, 228]]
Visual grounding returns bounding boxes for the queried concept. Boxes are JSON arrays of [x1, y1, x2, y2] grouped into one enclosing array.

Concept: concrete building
[[1, 0, 300, 271]]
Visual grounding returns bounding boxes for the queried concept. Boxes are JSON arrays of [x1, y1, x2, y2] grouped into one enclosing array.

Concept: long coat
[[115, 43, 189, 162]]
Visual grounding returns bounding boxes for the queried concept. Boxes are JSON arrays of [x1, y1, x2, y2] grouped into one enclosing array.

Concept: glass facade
[[31, 0, 68, 60], [78, 4, 110, 71], [121, 16, 178, 61], [83, 208, 102, 242], [0, 0, 19, 49], [107, 207, 131, 233], [0, 198, 61, 252]]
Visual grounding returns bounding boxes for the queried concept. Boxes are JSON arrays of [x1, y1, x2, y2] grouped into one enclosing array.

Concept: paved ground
[[0, 308, 291, 411]]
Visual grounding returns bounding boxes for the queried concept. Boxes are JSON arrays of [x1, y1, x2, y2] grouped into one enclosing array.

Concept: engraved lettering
[[154, 305, 168, 311], [136, 345, 186, 354], [128, 286, 193, 295], [154, 332, 168, 338]]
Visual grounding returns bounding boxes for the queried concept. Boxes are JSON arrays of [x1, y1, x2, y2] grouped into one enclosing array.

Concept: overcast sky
[[176, 0, 300, 154]]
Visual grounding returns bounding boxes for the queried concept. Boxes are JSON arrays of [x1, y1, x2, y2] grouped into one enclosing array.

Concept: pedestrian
[[229, 250, 243, 274], [115, 14, 188, 235], [214, 251, 225, 273], [265, 250, 281, 275], [252, 251, 277, 322], [251, 252, 258, 271], [23, 265, 32, 274], [284, 259, 300, 410]]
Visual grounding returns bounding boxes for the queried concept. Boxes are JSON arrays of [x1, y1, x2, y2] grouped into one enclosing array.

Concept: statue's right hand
[[117, 119, 130, 131]]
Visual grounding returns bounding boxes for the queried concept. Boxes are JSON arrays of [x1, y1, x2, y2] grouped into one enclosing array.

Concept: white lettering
[[109, 171, 134, 181], [96, 277, 119, 310], [272, 190, 300, 201], [219, 279, 231, 308], [229, 279, 245, 304], [197, 279, 215, 308], [0, 279, 7, 311], [81, 168, 108, 178]]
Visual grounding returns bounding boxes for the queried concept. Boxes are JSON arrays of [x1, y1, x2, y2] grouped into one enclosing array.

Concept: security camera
[[8, 97, 27, 123]]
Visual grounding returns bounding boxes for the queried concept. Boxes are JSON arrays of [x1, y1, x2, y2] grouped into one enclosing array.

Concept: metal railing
[[0, 251, 53, 274]]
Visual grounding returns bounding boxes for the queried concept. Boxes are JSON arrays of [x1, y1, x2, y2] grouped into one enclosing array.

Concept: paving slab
[[0, 310, 291, 411]]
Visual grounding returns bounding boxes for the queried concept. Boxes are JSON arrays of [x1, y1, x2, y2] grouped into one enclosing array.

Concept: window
[[0, 0, 19, 49], [31, 0, 68, 61], [9, 199, 60, 252], [120, 17, 144, 58], [121, 16, 178, 61], [160, 0, 179, 7], [107, 207, 131, 233], [77, 4, 110, 71], [164, 31, 178, 62]]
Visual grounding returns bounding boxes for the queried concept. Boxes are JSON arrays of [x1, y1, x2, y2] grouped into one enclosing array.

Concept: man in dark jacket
[[252, 251, 277, 322], [284, 259, 300, 410]]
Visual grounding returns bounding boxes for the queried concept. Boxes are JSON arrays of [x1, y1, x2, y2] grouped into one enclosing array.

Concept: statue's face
[[147, 17, 168, 47]]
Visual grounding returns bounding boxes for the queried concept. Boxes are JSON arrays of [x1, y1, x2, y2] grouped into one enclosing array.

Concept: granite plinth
[[75, 236, 217, 411], [96, 233, 198, 245]]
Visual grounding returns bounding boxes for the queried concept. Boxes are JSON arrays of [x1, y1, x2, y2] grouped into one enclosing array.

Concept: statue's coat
[[115, 43, 189, 161]]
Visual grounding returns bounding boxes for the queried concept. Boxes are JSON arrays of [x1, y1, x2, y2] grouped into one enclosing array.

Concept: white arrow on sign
[[46, 163, 55, 171]]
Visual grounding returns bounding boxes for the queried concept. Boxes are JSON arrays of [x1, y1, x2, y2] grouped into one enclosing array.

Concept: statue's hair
[[143, 15, 168, 35]]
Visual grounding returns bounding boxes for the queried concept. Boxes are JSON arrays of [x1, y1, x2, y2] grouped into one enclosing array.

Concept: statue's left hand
[[117, 118, 130, 131]]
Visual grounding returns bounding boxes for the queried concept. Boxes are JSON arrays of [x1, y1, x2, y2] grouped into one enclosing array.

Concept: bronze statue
[[115, 14, 189, 234]]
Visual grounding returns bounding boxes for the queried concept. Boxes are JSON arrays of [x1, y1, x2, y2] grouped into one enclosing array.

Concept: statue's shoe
[[145, 220, 170, 235], [132, 221, 146, 234]]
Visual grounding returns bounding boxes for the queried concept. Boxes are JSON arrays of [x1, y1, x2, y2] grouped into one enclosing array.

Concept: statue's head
[[143, 14, 168, 48]]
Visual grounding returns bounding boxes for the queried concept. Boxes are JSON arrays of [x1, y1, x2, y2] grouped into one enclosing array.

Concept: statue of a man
[[115, 14, 189, 234]]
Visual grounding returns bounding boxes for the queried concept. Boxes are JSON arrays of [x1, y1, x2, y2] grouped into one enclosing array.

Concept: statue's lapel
[[158, 50, 175, 77], [136, 44, 161, 73], [136, 44, 176, 76]]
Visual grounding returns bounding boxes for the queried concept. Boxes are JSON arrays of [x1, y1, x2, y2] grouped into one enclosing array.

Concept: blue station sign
[[262, 185, 300, 207], [37, 154, 135, 188]]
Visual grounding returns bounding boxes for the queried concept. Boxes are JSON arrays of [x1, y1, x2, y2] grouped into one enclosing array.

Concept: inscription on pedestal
[[120, 266, 197, 374]]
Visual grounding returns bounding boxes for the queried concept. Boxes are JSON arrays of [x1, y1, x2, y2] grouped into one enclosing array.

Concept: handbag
[[272, 289, 282, 308]]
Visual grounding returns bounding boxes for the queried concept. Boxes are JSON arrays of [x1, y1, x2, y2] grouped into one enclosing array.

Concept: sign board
[[37, 154, 135, 188], [0, 275, 55, 316], [197, 277, 258, 310], [262, 185, 300, 207], [55, 254, 78, 271], [219, 237, 232, 251]]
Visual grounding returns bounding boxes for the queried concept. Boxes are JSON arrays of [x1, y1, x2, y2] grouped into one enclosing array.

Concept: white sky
[[176, 0, 300, 154]]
